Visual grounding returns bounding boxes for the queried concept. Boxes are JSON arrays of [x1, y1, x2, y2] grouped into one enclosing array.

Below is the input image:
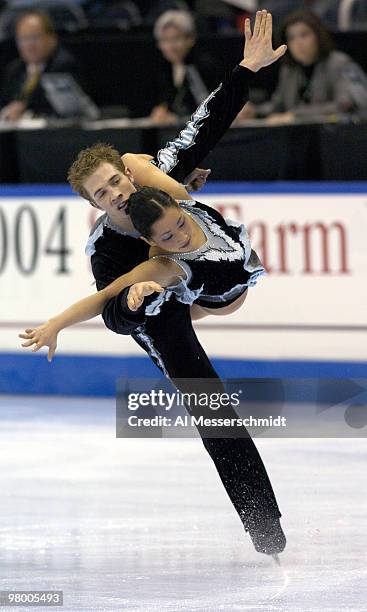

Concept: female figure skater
[[125, 188, 265, 320], [19, 186, 265, 357]]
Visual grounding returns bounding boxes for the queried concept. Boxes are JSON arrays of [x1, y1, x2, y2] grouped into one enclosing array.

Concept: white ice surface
[[0, 395, 366, 612]]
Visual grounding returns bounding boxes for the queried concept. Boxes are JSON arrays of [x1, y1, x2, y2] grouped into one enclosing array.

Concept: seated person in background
[[0, 10, 84, 121], [150, 9, 218, 125], [239, 9, 367, 124]]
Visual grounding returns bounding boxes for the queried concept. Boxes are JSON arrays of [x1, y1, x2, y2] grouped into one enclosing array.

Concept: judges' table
[[0, 118, 367, 183]]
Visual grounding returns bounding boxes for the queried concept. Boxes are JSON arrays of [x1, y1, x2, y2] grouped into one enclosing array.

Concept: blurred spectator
[[0, 10, 85, 120], [149, 9, 218, 124], [240, 10, 367, 124]]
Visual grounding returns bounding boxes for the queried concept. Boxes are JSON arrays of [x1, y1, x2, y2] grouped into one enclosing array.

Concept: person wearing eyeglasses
[[0, 9, 83, 121]]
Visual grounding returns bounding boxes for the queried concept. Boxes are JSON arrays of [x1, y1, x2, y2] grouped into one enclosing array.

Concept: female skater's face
[[146, 206, 193, 252], [83, 162, 136, 222], [286, 22, 319, 66]]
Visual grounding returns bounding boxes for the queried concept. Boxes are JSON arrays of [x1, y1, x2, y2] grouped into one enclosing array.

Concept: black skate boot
[[246, 517, 286, 556]]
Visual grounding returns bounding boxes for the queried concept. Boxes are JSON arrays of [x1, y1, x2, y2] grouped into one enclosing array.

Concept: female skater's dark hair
[[279, 10, 333, 66], [126, 187, 178, 239]]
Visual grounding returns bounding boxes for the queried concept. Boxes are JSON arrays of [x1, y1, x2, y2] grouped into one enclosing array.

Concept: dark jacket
[[152, 49, 220, 117], [0, 45, 83, 116]]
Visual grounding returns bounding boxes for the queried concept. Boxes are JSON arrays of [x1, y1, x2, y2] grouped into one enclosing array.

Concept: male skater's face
[[83, 162, 136, 224]]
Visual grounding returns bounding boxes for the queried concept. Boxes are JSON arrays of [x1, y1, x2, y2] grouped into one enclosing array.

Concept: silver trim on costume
[[145, 278, 204, 316], [135, 326, 169, 377], [225, 217, 252, 265], [85, 214, 107, 256], [155, 83, 223, 174], [85, 213, 140, 256]]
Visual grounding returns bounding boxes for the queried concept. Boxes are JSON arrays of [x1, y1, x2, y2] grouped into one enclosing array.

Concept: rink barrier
[[1, 352, 367, 397], [1, 182, 366, 396], [2, 181, 367, 196]]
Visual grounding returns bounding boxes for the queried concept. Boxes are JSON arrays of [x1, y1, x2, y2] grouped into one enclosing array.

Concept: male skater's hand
[[184, 168, 211, 192], [240, 10, 287, 73], [127, 281, 164, 311], [18, 321, 59, 362]]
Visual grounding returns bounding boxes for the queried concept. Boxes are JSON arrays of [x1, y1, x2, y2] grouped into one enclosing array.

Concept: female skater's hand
[[127, 281, 164, 311], [18, 320, 59, 362], [240, 10, 287, 73], [184, 168, 211, 192]]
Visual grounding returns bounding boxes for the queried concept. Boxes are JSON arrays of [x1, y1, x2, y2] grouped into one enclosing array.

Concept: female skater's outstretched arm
[[19, 258, 183, 361]]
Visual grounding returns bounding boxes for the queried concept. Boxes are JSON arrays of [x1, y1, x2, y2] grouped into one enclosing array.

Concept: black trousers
[[132, 298, 281, 530]]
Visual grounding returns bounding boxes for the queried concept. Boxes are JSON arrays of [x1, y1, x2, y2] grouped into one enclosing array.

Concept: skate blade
[[272, 553, 281, 566]]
